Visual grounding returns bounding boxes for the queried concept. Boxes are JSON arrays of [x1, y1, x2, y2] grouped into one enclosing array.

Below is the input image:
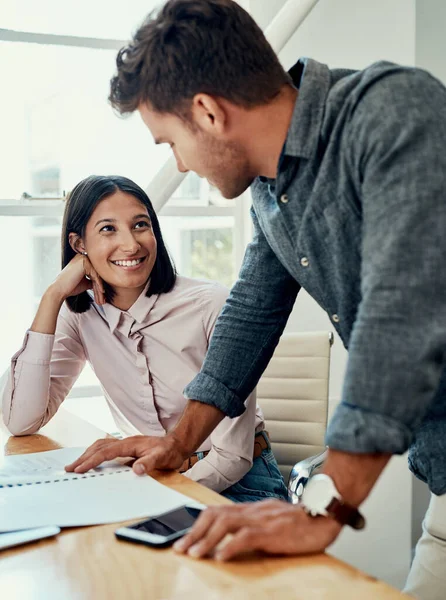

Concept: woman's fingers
[[83, 258, 105, 305], [92, 273, 105, 305], [92, 279, 105, 305]]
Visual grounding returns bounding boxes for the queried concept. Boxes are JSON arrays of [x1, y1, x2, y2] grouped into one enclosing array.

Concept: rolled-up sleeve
[[326, 69, 446, 453], [184, 208, 300, 418], [2, 304, 86, 435]]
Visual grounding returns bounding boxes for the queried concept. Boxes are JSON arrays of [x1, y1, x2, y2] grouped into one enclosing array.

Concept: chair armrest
[[287, 449, 328, 504]]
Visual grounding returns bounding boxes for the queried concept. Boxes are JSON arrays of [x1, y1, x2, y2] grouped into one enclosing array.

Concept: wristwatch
[[300, 474, 366, 530]]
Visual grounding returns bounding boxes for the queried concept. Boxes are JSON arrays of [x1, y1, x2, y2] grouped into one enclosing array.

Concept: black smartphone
[[115, 505, 204, 548]]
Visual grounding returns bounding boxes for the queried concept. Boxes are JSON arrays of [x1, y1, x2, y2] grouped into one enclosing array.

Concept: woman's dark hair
[[109, 0, 292, 118], [62, 174, 176, 313]]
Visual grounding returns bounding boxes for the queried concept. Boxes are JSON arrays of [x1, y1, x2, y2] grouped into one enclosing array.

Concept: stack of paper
[[0, 447, 200, 532]]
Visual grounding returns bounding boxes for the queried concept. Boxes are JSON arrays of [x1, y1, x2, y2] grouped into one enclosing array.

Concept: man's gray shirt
[[184, 58, 446, 495]]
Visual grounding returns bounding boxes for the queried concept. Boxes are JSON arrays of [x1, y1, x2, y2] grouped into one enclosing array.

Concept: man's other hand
[[173, 499, 342, 561]]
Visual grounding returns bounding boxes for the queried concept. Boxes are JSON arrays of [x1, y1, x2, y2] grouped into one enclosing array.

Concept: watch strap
[[326, 497, 365, 530]]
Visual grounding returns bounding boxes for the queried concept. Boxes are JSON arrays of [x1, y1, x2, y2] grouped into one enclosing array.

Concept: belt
[[179, 430, 270, 473]]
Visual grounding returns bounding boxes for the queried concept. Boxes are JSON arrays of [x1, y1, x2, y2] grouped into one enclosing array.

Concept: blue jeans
[[221, 447, 288, 503]]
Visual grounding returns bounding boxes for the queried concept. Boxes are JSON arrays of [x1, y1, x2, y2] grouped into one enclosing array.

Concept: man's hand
[[65, 401, 225, 475], [172, 449, 389, 562], [173, 500, 342, 562], [65, 434, 186, 475]]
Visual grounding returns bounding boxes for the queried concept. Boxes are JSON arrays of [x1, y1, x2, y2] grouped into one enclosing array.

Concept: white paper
[[0, 448, 203, 532], [0, 447, 130, 486]]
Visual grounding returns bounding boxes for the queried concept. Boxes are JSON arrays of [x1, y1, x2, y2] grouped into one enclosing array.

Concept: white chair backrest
[[257, 331, 332, 481]]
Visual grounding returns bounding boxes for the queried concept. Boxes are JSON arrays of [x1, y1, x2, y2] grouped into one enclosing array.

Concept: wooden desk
[[0, 411, 407, 599]]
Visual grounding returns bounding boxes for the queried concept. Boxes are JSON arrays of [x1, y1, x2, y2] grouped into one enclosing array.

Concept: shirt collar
[[100, 281, 159, 335], [283, 58, 331, 160]]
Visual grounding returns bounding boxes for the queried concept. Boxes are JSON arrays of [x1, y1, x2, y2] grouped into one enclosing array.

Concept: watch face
[[301, 474, 338, 515]]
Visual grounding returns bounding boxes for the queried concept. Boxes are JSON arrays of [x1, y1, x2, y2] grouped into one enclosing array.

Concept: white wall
[[416, 0, 446, 85], [409, 0, 446, 550], [249, 0, 417, 589]]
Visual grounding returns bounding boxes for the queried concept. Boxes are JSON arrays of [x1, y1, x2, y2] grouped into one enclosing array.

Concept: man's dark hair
[[62, 174, 176, 313], [109, 0, 291, 117]]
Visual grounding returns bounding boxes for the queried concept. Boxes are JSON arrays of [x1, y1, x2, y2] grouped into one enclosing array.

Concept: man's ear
[[68, 232, 86, 255], [191, 94, 227, 135]]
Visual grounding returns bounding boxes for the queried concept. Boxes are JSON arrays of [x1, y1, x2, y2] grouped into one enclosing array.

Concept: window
[[0, 0, 161, 40], [161, 216, 235, 288], [0, 40, 168, 201], [0, 2, 252, 431], [181, 222, 234, 287]]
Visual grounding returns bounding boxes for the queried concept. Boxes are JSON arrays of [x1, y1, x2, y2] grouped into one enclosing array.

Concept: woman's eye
[[99, 225, 115, 233], [135, 221, 151, 229]]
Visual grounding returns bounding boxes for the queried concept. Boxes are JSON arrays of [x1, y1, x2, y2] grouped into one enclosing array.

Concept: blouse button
[[280, 194, 289, 204], [332, 314, 340, 323], [300, 257, 309, 267]]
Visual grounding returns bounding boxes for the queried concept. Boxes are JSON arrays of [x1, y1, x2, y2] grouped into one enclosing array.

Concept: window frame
[[0, 27, 253, 399]]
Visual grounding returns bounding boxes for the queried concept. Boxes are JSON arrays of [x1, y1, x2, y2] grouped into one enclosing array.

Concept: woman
[[2, 175, 287, 503]]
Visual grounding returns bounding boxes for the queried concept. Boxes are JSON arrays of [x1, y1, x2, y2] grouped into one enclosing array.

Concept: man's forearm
[[170, 400, 225, 457], [323, 448, 391, 507]]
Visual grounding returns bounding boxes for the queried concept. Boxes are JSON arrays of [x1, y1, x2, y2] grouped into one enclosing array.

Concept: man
[[66, 1, 446, 596]]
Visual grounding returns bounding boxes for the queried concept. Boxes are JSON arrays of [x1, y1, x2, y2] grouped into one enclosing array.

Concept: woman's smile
[[110, 256, 148, 271]]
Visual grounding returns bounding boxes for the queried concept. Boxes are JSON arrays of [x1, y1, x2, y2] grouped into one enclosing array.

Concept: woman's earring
[[81, 251, 88, 256]]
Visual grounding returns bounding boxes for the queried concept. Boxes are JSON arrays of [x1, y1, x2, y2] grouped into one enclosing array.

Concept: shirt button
[[332, 314, 340, 323], [280, 194, 289, 204], [300, 257, 309, 267]]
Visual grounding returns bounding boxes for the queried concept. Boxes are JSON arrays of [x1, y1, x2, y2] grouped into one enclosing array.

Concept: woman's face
[[81, 191, 157, 296]]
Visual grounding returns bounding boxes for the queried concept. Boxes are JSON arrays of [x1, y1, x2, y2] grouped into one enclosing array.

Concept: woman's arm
[[1, 254, 103, 435], [31, 252, 105, 335], [2, 305, 87, 435], [30, 285, 67, 335]]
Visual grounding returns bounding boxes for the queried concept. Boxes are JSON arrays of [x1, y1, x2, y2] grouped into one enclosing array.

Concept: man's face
[[139, 103, 254, 199]]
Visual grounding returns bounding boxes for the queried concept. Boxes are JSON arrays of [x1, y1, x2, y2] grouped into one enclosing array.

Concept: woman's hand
[[30, 254, 105, 335], [51, 253, 105, 305]]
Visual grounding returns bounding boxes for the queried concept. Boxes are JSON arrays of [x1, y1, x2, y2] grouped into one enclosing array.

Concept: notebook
[[0, 447, 204, 532]]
